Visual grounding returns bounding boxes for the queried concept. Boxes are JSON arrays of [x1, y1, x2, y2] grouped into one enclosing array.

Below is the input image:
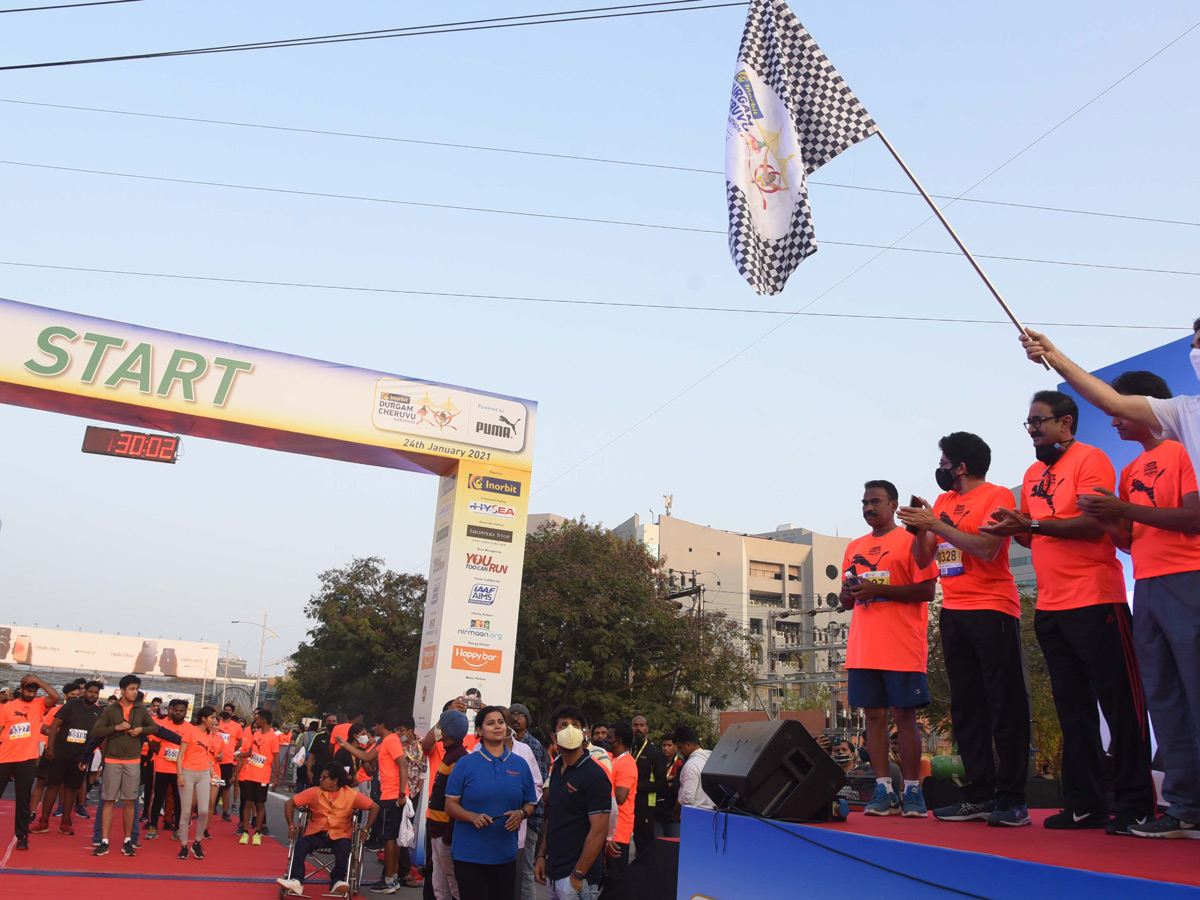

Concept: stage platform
[[0, 799, 286, 899], [676, 805, 1200, 899]]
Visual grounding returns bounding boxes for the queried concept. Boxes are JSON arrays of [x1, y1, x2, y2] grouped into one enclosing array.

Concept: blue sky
[[1, 1, 1196, 671]]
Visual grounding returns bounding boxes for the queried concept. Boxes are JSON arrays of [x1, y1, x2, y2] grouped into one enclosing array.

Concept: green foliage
[[290, 557, 426, 717], [925, 591, 1062, 776], [271, 676, 315, 728], [779, 684, 831, 712], [512, 519, 758, 745]]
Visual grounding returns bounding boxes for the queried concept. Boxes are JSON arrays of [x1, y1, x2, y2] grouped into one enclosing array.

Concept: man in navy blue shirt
[[534, 705, 610, 900]]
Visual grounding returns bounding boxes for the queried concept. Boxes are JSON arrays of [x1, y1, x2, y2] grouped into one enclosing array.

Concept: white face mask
[[1190, 348, 1200, 382], [356, 735, 370, 746], [556, 724, 584, 751]]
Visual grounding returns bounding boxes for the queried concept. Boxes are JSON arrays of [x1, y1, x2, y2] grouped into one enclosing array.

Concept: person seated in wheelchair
[[277, 762, 379, 897]]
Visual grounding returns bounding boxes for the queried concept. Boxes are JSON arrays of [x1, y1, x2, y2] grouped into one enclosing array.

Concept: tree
[[290, 557, 426, 716], [512, 519, 758, 744], [271, 676, 316, 728], [925, 591, 1063, 775]]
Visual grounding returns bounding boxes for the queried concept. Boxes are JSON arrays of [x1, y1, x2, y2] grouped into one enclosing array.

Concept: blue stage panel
[[675, 807, 1198, 899]]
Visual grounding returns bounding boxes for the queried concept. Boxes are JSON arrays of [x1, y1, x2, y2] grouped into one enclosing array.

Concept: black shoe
[[122, 839, 136, 857], [177, 845, 189, 860], [203, 829, 212, 840], [259, 824, 271, 837], [93, 841, 109, 856], [1106, 809, 1152, 836], [15, 838, 29, 851], [192, 840, 205, 859], [221, 813, 231, 822], [1044, 808, 1108, 830]]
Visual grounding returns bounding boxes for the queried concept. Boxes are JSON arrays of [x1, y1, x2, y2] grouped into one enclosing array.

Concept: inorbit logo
[[467, 474, 521, 497]]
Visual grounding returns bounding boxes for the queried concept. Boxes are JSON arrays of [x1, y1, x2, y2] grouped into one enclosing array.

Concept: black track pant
[[148, 770, 180, 829], [941, 607, 1031, 805], [455, 859, 516, 900], [1035, 603, 1155, 815], [0, 759, 37, 841]]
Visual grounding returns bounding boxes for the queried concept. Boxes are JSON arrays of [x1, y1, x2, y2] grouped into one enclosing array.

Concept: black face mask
[[1035, 440, 1072, 465], [935, 466, 958, 492]]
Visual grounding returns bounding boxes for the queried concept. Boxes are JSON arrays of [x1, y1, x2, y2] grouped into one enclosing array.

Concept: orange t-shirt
[[152, 728, 182, 774], [843, 525, 939, 672], [216, 718, 242, 764], [178, 722, 220, 772], [610, 752, 638, 844], [240, 729, 280, 784], [0, 698, 49, 763], [332, 723, 352, 744], [377, 732, 407, 801], [933, 482, 1021, 617], [143, 713, 167, 756], [1120, 440, 1200, 579], [1020, 442, 1126, 611], [425, 734, 479, 800], [293, 786, 374, 840]]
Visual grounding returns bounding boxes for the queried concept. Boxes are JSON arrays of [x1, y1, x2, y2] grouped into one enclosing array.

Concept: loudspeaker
[[700, 720, 846, 821]]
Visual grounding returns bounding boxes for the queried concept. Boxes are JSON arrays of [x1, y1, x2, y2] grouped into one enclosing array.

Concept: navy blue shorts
[[848, 669, 930, 709]]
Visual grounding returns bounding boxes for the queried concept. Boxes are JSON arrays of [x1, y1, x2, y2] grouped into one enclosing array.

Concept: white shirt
[[678, 749, 715, 810], [471, 738, 543, 847], [1150, 395, 1200, 484]]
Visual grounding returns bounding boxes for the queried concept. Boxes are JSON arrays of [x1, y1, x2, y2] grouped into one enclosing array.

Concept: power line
[[0, 0, 144, 13], [0, 256, 1184, 330], [0, 1, 746, 71], [4, 159, 1196, 278], [4, 97, 1196, 230]]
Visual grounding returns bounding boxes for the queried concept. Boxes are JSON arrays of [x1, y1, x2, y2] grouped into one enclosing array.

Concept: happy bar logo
[[451, 645, 503, 673], [420, 645, 437, 670], [467, 474, 521, 497]]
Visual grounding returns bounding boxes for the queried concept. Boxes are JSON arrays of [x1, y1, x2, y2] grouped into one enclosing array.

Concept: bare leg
[[890, 706, 922, 781], [101, 799, 115, 842], [864, 708, 891, 780]]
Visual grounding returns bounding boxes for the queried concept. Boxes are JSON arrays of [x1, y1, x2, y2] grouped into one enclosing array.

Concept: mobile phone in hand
[[905, 495, 921, 534]]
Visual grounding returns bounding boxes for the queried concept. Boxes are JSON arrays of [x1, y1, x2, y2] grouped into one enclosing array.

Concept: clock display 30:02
[[81, 426, 180, 464]]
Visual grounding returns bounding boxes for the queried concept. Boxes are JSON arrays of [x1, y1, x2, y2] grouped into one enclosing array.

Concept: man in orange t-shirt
[[236, 709, 280, 845], [983, 390, 1154, 834], [212, 708, 241, 822], [1075, 371, 1200, 838], [0, 674, 59, 850], [900, 431, 1030, 828], [841, 480, 938, 818], [605, 722, 638, 889]]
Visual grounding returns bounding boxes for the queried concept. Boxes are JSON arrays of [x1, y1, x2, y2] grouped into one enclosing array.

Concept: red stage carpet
[[815, 808, 1200, 887], [0, 799, 287, 898]]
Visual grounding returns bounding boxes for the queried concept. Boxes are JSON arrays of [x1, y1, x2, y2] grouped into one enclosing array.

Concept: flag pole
[[875, 130, 1049, 369]]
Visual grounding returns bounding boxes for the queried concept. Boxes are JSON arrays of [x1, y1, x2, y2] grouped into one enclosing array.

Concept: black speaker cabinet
[[701, 720, 846, 821]]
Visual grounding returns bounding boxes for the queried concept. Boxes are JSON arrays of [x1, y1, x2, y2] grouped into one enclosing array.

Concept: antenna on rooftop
[[663, 494, 674, 517]]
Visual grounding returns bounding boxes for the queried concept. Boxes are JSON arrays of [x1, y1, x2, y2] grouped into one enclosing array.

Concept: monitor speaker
[[700, 720, 845, 821]]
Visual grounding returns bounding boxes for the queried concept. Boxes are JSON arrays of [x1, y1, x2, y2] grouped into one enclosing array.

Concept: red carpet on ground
[[0, 799, 287, 897], [815, 808, 1200, 887]]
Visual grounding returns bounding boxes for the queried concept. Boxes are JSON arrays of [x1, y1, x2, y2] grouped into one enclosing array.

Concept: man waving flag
[[727, 0, 877, 295]]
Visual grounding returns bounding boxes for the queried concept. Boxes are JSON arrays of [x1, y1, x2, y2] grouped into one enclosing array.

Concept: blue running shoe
[[901, 785, 927, 817], [864, 782, 901, 816], [987, 803, 1031, 827]]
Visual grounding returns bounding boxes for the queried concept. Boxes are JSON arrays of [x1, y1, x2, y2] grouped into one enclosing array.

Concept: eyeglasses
[[1022, 415, 1062, 430]]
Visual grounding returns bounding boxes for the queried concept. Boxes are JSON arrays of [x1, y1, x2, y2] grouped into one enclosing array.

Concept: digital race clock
[[81, 426, 180, 464]]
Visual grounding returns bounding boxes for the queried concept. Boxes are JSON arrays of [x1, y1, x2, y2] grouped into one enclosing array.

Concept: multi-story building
[[612, 514, 850, 718]]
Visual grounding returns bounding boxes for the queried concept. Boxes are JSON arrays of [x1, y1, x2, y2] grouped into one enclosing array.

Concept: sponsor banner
[[421, 645, 437, 670], [467, 474, 522, 498], [0, 298, 536, 472], [468, 583, 499, 606], [0, 624, 218, 679], [450, 645, 503, 674], [467, 501, 516, 520], [465, 524, 513, 544]]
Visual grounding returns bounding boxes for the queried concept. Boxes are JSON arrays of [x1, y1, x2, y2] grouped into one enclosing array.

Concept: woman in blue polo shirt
[[445, 706, 537, 900]]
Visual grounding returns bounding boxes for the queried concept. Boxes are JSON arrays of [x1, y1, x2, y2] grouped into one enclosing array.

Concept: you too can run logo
[[465, 553, 508, 574]]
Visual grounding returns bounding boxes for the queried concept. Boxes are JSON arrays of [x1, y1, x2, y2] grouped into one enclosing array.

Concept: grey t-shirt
[[1149, 395, 1200, 483]]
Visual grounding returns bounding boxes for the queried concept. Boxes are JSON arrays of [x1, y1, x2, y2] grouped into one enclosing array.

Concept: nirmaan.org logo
[[451, 645, 502, 673]]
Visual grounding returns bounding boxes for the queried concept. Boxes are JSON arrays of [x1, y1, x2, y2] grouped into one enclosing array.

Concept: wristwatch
[[1029, 519, 1041, 533], [572, 869, 585, 881]]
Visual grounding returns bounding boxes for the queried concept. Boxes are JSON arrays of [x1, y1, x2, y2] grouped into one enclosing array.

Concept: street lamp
[[231, 614, 278, 711]]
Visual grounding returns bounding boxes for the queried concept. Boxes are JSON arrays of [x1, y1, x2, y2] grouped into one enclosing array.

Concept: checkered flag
[[727, 0, 878, 295]]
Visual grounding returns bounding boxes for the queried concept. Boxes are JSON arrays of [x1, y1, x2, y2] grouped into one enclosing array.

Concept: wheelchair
[[280, 806, 368, 898]]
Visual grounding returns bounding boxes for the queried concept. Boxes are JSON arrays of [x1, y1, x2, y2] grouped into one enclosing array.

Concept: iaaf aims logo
[[451, 645, 502, 673], [468, 501, 517, 520], [467, 474, 521, 497], [469, 583, 498, 606], [465, 553, 508, 574]]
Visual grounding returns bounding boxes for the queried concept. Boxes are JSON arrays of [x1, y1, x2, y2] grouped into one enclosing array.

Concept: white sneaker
[[331, 882, 350, 896], [275, 877, 304, 896]]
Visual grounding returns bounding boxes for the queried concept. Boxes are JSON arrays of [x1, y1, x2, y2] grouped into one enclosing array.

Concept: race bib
[[937, 542, 965, 577], [8, 722, 31, 740], [250, 752, 267, 768], [164, 747, 180, 762], [861, 570, 890, 586], [67, 728, 88, 743], [218, 732, 231, 744]]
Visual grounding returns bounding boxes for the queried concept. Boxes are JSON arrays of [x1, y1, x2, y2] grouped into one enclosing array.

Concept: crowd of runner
[[0, 674, 696, 900]]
